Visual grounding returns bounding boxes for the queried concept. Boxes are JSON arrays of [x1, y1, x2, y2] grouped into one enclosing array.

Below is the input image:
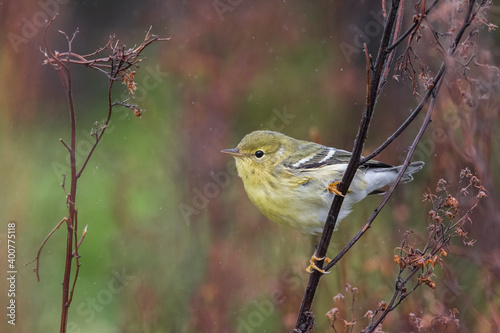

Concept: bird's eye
[[254, 150, 264, 158]]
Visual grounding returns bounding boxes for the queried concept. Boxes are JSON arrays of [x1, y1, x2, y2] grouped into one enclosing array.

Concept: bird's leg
[[328, 181, 345, 197], [306, 252, 332, 274]]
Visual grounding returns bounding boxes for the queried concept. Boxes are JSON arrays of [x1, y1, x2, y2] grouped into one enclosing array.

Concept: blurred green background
[[0, 1, 499, 332]]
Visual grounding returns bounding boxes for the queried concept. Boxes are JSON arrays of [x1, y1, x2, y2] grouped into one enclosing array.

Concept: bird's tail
[[400, 161, 425, 182], [378, 161, 425, 183]]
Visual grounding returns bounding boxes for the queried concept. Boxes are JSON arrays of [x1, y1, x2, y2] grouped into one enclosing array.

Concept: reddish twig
[[29, 15, 168, 333], [378, 0, 405, 92], [26, 217, 68, 282]]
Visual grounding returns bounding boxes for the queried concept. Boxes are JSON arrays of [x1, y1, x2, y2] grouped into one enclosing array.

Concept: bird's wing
[[283, 143, 391, 170]]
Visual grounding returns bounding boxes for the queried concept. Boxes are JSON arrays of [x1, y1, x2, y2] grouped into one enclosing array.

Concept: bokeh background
[[1, 1, 499, 332]]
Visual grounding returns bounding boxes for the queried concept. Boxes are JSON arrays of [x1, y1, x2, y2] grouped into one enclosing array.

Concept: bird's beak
[[221, 147, 243, 157]]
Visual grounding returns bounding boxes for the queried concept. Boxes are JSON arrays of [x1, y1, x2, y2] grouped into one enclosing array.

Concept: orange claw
[[328, 181, 344, 197], [306, 253, 332, 274]]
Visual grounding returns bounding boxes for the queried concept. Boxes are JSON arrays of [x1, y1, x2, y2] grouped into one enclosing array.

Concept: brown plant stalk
[[293, 0, 490, 330], [294, 1, 406, 330], [26, 15, 168, 333]]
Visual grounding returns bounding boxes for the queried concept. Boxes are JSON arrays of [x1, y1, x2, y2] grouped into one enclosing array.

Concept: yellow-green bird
[[222, 130, 424, 235]]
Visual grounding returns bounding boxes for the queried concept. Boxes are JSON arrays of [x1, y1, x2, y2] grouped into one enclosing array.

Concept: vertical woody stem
[[294, 1, 402, 330]]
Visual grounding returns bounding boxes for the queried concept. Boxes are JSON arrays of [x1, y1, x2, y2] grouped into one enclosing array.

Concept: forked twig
[[29, 15, 168, 333], [26, 217, 68, 282]]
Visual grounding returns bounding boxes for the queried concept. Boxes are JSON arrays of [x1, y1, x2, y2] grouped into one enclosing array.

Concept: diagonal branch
[[324, 71, 443, 274], [386, 0, 441, 52], [361, 64, 445, 164], [294, 1, 404, 330], [26, 217, 68, 282]]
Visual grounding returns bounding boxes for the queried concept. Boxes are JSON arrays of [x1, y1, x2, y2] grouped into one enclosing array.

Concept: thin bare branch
[[72, 225, 88, 257], [325, 74, 442, 274], [59, 138, 71, 152], [26, 217, 67, 282], [378, 0, 405, 92], [362, 79, 441, 333], [361, 64, 445, 164], [387, 0, 441, 52]]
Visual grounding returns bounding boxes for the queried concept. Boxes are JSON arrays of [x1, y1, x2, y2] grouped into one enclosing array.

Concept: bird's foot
[[328, 181, 345, 197], [306, 253, 332, 274]]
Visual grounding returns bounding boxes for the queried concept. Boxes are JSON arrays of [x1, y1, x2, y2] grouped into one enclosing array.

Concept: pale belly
[[245, 174, 361, 234]]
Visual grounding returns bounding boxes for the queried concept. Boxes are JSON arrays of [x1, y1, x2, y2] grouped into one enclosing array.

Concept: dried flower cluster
[[392, 168, 486, 295], [42, 24, 168, 121], [326, 283, 383, 333], [325, 169, 486, 332], [406, 308, 460, 333], [389, 169, 486, 328]]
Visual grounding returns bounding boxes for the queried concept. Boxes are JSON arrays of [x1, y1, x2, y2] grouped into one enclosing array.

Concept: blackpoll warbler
[[222, 130, 424, 235]]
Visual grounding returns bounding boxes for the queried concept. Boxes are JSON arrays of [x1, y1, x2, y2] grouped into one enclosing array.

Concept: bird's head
[[221, 130, 294, 180]]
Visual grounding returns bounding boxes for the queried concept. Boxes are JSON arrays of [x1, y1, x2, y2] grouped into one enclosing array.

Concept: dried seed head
[[460, 168, 472, 179], [444, 195, 459, 209], [326, 307, 340, 320], [123, 71, 137, 94], [477, 190, 487, 199], [464, 239, 477, 247], [333, 293, 345, 302], [436, 179, 447, 192], [133, 107, 142, 118]]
